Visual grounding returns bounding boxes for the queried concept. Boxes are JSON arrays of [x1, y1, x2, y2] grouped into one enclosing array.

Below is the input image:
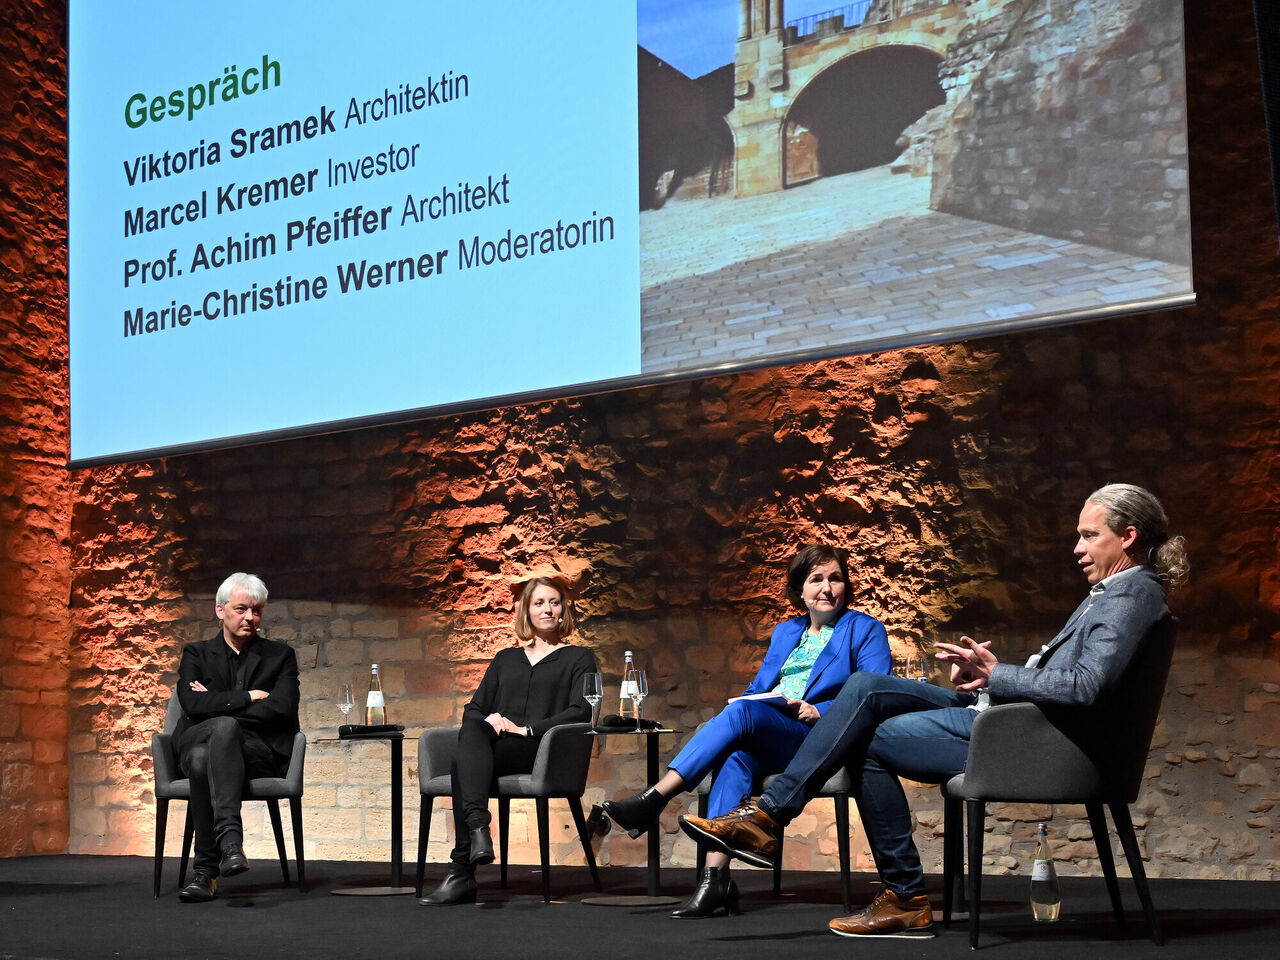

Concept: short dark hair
[[785, 544, 851, 611], [513, 575, 576, 640]]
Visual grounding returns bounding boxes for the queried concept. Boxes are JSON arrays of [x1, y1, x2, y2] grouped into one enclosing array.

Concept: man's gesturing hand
[[934, 636, 998, 691]]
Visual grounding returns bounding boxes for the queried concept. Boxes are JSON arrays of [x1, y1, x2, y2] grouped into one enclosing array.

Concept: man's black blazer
[[174, 633, 301, 763]]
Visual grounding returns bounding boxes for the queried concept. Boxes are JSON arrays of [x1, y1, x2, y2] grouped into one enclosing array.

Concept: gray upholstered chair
[[694, 766, 855, 912], [151, 692, 307, 897], [415, 722, 602, 902], [941, 614, 1176, 947]]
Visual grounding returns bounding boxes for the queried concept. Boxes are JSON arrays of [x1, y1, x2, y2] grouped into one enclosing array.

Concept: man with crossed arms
[[680, 483, 1187, 938], [173, 572, 300, 902]]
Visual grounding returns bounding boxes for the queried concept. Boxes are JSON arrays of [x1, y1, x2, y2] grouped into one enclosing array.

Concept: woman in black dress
[[418, 575, 598, 905]]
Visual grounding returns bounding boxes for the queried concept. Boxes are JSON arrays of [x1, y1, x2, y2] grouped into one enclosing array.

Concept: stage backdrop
[[4, 0, 1274, 879]]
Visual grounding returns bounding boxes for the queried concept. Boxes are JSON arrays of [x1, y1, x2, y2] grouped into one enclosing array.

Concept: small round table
[[581, 727, 682, 907], [316, 731, 417, 896]]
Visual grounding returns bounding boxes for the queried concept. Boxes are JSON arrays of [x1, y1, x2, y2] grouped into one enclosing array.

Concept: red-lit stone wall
[[2, 1, 1279, 879], [0, 0, 72, 857]]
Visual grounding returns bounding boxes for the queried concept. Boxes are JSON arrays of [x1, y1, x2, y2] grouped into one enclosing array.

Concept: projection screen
[[68, 0, 1193, 465]]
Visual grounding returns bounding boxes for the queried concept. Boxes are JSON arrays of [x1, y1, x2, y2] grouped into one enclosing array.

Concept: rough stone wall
[[69, 354, 1005, 869], [0, 0, 72, 858], [1, 0, 1278, 884], [932, 0, 1190, 263]]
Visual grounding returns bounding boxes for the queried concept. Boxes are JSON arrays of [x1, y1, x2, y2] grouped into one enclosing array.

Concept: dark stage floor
[[2, 856, 1277, 960]]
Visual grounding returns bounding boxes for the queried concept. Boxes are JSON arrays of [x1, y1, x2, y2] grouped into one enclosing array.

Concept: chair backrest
[[1092, 613, 1177, 801], [152, 692, 187, 794], [163, 690, 184, 734], [525, 723, 594, 796], [959, 613, 1177, 803], [418, 727, 459, 790], [419, 723, 595, 798]]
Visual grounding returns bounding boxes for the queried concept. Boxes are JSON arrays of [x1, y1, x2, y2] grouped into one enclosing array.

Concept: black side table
[[582, 728, 680, 907], [318, 732, 416, 896]]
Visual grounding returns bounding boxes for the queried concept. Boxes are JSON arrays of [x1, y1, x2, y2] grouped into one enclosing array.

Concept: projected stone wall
[[932, 0, 1189, 262], [1, 1, 1278, 879]]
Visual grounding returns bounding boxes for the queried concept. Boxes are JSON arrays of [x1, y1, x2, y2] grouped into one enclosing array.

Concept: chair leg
[[415, 797, 434, 898], [966, 800, 985, 950], [536, 798, 551, 903], [1111, 802, 1163, 945], [1086, 802, 1124, 931], [289, 797, 306, 894], [498, 797, 511, 889], [942, 796, 959, 927], [265, 799, 291, 886], [568, 797, 602, 891], [179, 807, 194, 890], [154, 798, 170, 898], [835, 794, 852, 913], [694, 791, 708, 881], [773, 833, 784, 897]]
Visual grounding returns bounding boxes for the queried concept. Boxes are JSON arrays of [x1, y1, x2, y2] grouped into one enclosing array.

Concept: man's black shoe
[[220, 844, 250, 877], [416, 868, 477, 905], [178, 870, 218, 902]]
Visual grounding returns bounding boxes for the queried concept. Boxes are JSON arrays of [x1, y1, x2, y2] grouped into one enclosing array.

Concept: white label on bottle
[[620, 680, 638, 699], [366, 691, 385, 707], [1032, 859, 1051, 881]]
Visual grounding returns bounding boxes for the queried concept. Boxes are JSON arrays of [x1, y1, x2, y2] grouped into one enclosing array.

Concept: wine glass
[[337, 683, 354, 720], [582, 672, 603, 729], [630, 669, 648, 731]]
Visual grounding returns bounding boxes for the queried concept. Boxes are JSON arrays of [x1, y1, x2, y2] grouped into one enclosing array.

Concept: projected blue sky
[[638, 0, 834, 78]]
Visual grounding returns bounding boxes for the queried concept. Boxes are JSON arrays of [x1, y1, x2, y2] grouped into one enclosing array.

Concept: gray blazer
[[986, 566, 1169, 710]]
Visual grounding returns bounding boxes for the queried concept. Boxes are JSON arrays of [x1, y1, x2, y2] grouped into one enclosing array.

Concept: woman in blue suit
[[603, 543, 891, 918]]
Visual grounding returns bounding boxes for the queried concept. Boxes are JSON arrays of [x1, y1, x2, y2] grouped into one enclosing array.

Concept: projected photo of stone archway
[[637, 0, 1193, 373]]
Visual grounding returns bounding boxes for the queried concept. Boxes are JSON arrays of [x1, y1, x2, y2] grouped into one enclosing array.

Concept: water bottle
[[1030, 822, 1061, 922], [364, 662, 387, 725], [618, 650, 639, 720]]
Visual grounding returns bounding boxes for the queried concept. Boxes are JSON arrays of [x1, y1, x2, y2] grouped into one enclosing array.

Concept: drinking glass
[[909, 655, 929, 683], [338, 683, 354, 719], [631, 669, 648, 731], [898, 655, 930, 683], [582, 672, 603, 729]]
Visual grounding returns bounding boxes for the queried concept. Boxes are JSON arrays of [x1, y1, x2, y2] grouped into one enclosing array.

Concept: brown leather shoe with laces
[[828, 889, 935, 939], [677, 800, 781, 869]]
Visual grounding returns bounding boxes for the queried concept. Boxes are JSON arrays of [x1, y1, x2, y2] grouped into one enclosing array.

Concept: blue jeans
[[759, 673, 975, 897], [669, 699, 813, 817]]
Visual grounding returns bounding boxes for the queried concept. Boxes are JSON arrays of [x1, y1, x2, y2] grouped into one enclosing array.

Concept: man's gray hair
[[216, 572, 268, 606], [1086, 484, 1188, 589]]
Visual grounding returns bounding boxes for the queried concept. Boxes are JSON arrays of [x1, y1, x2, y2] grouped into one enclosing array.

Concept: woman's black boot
[[417, 866, 477, 905], [671, 865, 741, 918], [468, 825, 495, 866], [602, 787, 669, 839]]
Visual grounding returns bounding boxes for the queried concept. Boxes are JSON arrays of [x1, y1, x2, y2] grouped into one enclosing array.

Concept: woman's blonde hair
[[513, 575, 576, 640]]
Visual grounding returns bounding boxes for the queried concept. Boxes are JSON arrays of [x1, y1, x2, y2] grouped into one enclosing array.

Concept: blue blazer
[[741, 608, 892, 716]]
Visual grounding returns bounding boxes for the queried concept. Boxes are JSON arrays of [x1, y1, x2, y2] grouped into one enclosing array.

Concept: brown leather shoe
[[677, 800, 780, 869], [829, 889, 935, 939]]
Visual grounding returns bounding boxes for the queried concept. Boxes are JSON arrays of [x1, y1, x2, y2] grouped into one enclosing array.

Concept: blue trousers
[[668, 699, 814, 818], [759, 673, 975, 897]]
